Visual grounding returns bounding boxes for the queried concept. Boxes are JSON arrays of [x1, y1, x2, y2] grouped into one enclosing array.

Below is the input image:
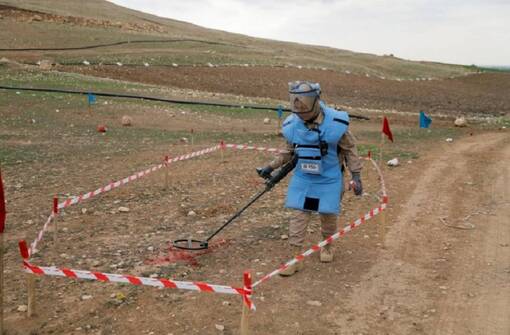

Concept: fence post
[[53, 197, 58, 252], [366, 151, 371, 181], [240, 271, 252, 335], [220, 140, 225, 162], [164, 155, 170, 190], [379, 196, 388, 245], [18, 240, 36, 317]]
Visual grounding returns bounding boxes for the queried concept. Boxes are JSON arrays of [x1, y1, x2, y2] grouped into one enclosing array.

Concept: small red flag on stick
[[382, 116, 394, 142]]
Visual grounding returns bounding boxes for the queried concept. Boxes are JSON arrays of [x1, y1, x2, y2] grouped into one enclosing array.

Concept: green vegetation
[[0, 72, 280, 168], [355, 127, 465, 162], [472, 66, 510, 73]]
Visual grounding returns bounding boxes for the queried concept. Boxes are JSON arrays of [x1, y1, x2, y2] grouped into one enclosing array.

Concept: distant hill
[[479, 66, 510, 72], [0, 0, 479, 79]]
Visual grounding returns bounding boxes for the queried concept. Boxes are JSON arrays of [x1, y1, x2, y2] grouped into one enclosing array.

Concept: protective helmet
[[288, 81, 321, 114]]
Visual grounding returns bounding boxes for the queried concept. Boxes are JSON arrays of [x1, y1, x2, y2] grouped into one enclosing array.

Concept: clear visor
[[290, 94, 317, 114]]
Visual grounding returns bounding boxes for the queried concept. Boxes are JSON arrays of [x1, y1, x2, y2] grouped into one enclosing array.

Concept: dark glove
[[256, 166, 274, 179], [349, 172, 363, 196], [265, 155, 298, 188]]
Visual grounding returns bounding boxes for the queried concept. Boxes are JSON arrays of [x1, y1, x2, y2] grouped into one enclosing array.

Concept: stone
[[454, 116, 467, 127], [215, 324, 225, 331], [446, 138, 454, 142], [121, 115, 132, 126], [38, 59, 53, 70], [387, 158, 399, 167], [118, 207, 130, 213], [81, 295, 93, 300], [263, 117, 271, 124], [306, 300, 322, 307], [280, 234, 288, 240], [187, 210, 196, 216], [17, 305, 28, 312]]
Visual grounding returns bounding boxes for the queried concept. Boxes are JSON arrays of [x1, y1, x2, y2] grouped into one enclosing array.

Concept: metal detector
[[173, 156, 297, 250]]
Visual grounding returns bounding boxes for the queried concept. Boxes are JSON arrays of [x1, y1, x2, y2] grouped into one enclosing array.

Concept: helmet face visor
[[290, 94, 317, 114], [288, 81, 320, 114]]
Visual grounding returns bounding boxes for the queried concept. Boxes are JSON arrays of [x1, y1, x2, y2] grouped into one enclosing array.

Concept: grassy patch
[[0, 69, 154, 92], [357, 127, 462, 143], [357, 143, 419, 162]]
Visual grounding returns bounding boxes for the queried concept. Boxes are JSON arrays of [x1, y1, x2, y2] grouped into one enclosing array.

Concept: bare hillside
[[0, 0, 476, 79]]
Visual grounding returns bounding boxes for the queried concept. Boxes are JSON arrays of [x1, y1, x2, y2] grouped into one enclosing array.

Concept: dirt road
[[327, 132, 510, 335]]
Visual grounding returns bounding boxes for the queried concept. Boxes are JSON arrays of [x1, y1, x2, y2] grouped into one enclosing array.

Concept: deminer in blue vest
[[257, 81, 363, 276]]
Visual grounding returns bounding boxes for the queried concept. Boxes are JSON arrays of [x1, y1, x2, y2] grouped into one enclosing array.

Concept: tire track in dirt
[[328, 132, 510, 334]]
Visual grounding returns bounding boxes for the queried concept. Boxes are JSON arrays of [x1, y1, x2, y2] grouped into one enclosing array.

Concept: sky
[[109, 0, 510, 66]]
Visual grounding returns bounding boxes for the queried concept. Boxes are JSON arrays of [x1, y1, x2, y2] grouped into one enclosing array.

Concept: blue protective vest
[[282, 103, 349, 214]]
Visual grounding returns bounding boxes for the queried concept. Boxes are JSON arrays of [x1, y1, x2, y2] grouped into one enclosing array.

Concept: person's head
[[288, 81, 321, 122]]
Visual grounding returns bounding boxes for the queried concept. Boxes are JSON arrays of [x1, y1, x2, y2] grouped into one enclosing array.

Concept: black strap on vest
[[333, 118, 349, 126]]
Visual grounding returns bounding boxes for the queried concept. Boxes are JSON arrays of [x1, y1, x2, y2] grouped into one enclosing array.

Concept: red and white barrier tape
[[367, 156, 387, 196], [28, 142, 284, 258], [55, 143, 287, 210], [28, 145, 220, 258], [252, 157, 388, 288], [22, 260, 247, 295], [29, 212, 54, 258], [252, 200, 387, 287], [224, 143, 289, 154], [19, 252, 255, 310], [58, 145, 220, 210]]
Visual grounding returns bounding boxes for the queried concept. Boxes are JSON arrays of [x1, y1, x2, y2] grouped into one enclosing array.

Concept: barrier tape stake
[[18, 240, 36, 317], [379, 205, 386, 244], [240, 271, 252, 335], [164, 155, 169, 190], [220, 140, 225, 162], [366, 151, 371, 181], [52, 197, 58, 252]]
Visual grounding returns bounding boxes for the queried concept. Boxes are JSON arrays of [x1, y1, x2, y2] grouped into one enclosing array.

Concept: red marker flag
[[382, 116, 394, 142], [0, 169, 6, 234]]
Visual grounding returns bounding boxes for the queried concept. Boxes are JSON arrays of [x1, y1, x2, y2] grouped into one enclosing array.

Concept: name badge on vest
[[296, 147, 323, 175], [299, 160, 322, 174]]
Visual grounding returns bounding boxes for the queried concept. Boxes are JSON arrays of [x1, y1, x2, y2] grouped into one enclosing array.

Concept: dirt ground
[[1, 94, 509, 335], [1, 2, 509, 333]]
